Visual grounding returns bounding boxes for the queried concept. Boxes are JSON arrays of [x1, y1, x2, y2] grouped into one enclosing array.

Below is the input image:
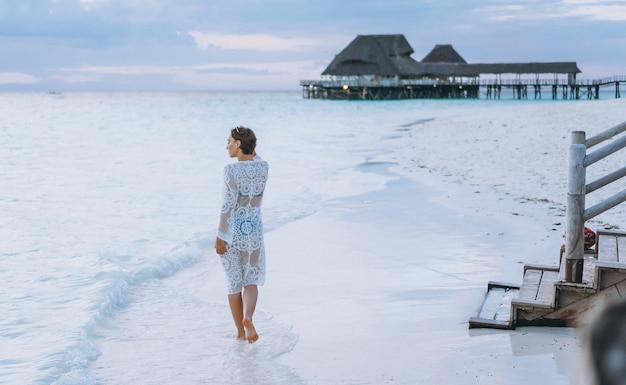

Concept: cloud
[[0, 72, 38, 84], [568, 4, 626, 21], [0, 0, 622, 90], [475, 0, 626, 22], [187, 32, 320, 52]]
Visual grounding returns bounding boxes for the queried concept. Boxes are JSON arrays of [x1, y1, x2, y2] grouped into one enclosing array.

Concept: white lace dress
[[217, 156, 268, 294]]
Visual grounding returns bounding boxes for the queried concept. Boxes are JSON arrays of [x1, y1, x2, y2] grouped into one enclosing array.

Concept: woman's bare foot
[[242, 318, 259, 344]]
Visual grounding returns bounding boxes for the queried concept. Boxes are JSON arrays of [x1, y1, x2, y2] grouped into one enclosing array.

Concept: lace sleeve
[[217, 165, 237, 244]]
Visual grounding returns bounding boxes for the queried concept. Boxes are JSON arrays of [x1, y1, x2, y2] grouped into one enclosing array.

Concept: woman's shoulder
[[225, 157, 268, 172], [253, 156, 268, 168]]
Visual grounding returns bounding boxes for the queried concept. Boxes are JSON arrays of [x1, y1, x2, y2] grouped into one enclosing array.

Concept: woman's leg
[[227, 292, 245, 340], [242, 285, 259, 343]]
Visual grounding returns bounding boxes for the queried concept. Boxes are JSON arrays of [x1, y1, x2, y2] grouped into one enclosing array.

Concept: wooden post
[[565, 131, 586, 283]]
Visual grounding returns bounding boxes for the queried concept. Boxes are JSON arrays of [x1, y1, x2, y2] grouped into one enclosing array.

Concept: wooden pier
[[300, 75, 626, 101]]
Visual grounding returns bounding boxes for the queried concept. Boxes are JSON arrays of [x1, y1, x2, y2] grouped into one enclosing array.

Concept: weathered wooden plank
[[536, 271, 558, 307], [616, 279, 626, 299], [597, 230, 626, 259], [524, 263, 559, 274], [476, 287, 518, 321], [596, 261, 626, 270], [487, 281, 521, 290], [469, 283, 520, 329], [549, 286, 623, 327], [559, 256, 567, 281], [597, 230, 626, 237], [512, 299, 553, 310], [618, 236, 626, 263], [515, 306, 556, 324], [598, 234, 618, 262], [598, 267, 626, 290], [512, 269, 558, 310], [516, 269, 541, 303], [583, 255, 597, 285], [557, 285, 596, 307], [468, 317, 512, 329]]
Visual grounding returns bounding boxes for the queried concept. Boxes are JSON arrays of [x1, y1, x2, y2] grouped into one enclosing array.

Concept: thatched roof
[[413, 62, 581, 77], [414, 62, 480, 77], [469, 62, 581, 74], [322, 34, 421, 76], [321, 35, 581, 78], [421, 44, 467, 64]]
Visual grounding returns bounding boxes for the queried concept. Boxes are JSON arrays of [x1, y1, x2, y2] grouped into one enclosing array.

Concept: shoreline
[[262, 162, 581, 384]]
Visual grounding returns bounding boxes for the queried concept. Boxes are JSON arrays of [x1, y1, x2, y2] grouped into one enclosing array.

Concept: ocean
[[1, 91, 624, 384]]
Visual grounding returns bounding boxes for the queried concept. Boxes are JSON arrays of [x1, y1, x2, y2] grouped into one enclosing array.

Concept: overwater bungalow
[[299, 34, 607, 100]]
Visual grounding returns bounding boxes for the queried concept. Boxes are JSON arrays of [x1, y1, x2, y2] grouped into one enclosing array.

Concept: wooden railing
[[479, 79, 573, 86], [589, 75, 626, 85], [564, 121, 626, 282], [301, 76, 626, 88]]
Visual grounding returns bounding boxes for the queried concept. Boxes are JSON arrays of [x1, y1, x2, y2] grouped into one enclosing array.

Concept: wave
[[45, 203, 316, 385], [46, 236, 210, 385]]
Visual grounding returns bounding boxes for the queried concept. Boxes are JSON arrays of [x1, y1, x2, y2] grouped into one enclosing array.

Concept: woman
[[215, 126, 268, 343]]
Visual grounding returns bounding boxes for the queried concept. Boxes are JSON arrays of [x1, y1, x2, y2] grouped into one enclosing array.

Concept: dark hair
[[231, 126, 257, 155]]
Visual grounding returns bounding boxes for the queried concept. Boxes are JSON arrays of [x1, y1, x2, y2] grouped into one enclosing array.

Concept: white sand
[[262, 99, 626, 384], [264, 172, 581, 384]]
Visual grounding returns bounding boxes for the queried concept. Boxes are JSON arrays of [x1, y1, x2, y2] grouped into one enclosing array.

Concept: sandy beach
[[260, 100, 626, 384], [262, 163, 578, 384]]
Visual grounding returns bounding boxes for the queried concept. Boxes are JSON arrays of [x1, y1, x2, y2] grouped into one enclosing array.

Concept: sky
[[0, 0, 625, 91]]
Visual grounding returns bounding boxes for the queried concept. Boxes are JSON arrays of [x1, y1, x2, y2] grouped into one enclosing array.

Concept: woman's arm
[[216, 165, 237, 249]]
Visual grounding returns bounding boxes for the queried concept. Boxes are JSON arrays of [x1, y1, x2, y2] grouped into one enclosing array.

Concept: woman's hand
[[214, 237, 227, 255]]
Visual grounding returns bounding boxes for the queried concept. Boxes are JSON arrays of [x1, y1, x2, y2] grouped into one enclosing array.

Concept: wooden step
[[596, 261, 626, 290], [469, 230, 626, 329], [511, 267, 561, 326], [469, 281, 520, 329], [595, 231, 626, 291], [511, 268, 559, 309], [597, 230, 626, 263]]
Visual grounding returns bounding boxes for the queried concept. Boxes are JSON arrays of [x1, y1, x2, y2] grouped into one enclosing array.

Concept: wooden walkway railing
[[588, 75, 626, 86], [301, 75, 625, 100], [564, 121, 626, 282]]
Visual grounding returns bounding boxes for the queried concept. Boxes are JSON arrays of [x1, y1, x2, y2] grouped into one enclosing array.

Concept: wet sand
[[263, 165, 582, 385]]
